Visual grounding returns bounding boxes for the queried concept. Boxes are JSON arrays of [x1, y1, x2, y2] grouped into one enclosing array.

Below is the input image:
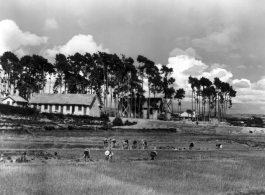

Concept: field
[[1, 119, 265, 195]]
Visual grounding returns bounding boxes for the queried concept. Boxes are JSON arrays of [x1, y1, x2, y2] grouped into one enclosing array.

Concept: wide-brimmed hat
[[105, 150, 110, 156], [85, 148, 89, 151]]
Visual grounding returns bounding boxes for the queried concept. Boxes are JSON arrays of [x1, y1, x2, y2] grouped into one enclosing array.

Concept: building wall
[[143, 109, 158, 119], [89, 98, 100, 117], [2, 98, 14, 106], [2, 98, 27, 107], [31, 104, 94, 116]]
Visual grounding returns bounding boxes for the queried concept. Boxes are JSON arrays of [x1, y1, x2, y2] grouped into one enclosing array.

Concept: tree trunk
[[148, 81, 150, 119]]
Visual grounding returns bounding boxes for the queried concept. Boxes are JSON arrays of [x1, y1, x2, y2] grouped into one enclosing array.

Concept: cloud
[[0, 19, 48, 55], [154, 54, 265, 104], [209, 63, 228, 70], [252, 78, 265, 90], [45, 18, 58, 30], [42, 34, 109, 61], [15, 48, 29, 58], [236, 65, 246, 69], [169, 47, 201, 59], [232, 78, 251, 88], [257, 65, 263, 68], [191, 25, 241, 52], [202, 68, 233, 83]]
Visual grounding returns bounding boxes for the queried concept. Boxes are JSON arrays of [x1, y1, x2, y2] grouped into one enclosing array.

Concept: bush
[[0, 104, 39, 117], [112, 117, 123, 126], [44, 126, 56, 131], [100, 113, 110, 122], [124, 120, 137, 126], [68, 125, 75, 130]]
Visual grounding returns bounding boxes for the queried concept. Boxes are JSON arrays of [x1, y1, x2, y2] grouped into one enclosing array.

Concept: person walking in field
[[83, 148, 91, 161], [150, 151, 157, 160], [103, 138, 108, 148], [132, 140, 137, 149], [110, 139, 116, 148], [216, 144, 223, 149], [105, 150, 114, 161], [123, 139, 129, 149], [142, 140, 147, 149], [189, 142, 194, 150]]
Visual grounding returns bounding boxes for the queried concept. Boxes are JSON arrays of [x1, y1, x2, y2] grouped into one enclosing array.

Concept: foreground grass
[[1, 153, 265, 195]]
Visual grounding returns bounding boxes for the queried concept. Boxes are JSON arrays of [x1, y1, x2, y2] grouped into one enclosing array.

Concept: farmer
[[189, 142, 194, 150], [132, 140, 137, 149], [21, 151, 27, 162], [83, 148, 91, 161], [103, 138, 108, 147], [216, 144, 223, 149], [123, 139, 129, 149], [150, 151, 157, 160], [110, 139, 116, 148], [142, 140, 147, 149], [105, 150, 114, 161]]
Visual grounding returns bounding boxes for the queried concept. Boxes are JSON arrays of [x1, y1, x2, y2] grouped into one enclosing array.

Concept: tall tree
[[174, 88, 185, 119], [0, 51, 20, 95]]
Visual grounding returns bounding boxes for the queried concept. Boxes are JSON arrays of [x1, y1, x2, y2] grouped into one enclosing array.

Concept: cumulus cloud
[[232, 78, 251, 88], [0, 19, 48, 55], [202, 68, 233, 82], [169, 47, 201, 59], [151, 53, 265, 104], [191, 25, 241, 52], [42, 34, 109, 61], [252, 78, 265, 90], [45, 18, 58, 30]]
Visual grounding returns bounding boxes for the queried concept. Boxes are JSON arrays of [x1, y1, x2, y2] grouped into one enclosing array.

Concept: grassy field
[[1, 119, 265, 195], [1, 151, 265, 195]]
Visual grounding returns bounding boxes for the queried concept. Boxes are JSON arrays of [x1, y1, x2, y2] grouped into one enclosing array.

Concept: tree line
[[188, 76, 236, 121], [0, 51, 236, 120]]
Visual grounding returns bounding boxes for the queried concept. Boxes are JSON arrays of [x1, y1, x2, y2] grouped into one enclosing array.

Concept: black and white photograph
[[0, 0, 265, 194]]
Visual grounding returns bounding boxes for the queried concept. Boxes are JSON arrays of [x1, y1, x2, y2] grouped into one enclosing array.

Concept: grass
[[1, 153, 265, 195], [1, 120, 265, 195]]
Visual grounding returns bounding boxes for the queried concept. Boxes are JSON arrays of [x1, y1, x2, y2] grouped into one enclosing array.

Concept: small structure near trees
[[2, 95, 28, 108]]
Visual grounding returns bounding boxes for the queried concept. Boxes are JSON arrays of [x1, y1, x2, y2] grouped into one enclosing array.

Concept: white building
[[180, 110, 196, 119], [28, 93, 102, 116], [2, 95, 28, 107]]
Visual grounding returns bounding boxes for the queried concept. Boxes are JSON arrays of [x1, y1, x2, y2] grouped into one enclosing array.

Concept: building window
[[78, 106, 82, 111], [44, 105, 48, 110], [66, 106, 70, 111], [55, 105, 59, 110], [7, 101, 10, 105]]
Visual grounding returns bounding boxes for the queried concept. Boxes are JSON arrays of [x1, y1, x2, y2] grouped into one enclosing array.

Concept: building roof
[[28, 93, 97, 106], [2, 95, 28, 103]]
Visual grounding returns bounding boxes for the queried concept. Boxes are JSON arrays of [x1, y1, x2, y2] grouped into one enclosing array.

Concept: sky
[[0, 0, 264, 114]]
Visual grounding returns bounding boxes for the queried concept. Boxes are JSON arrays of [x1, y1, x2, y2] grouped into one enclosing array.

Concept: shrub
[[124, 120, 137, 126], [100, 113, 110, 122], [112, 117, 123, 126], [44, 126, 56, 131], [68, 125, 75, 130]]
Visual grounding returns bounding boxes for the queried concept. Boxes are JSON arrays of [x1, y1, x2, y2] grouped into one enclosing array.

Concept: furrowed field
[[1, 117, 265, 195]]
